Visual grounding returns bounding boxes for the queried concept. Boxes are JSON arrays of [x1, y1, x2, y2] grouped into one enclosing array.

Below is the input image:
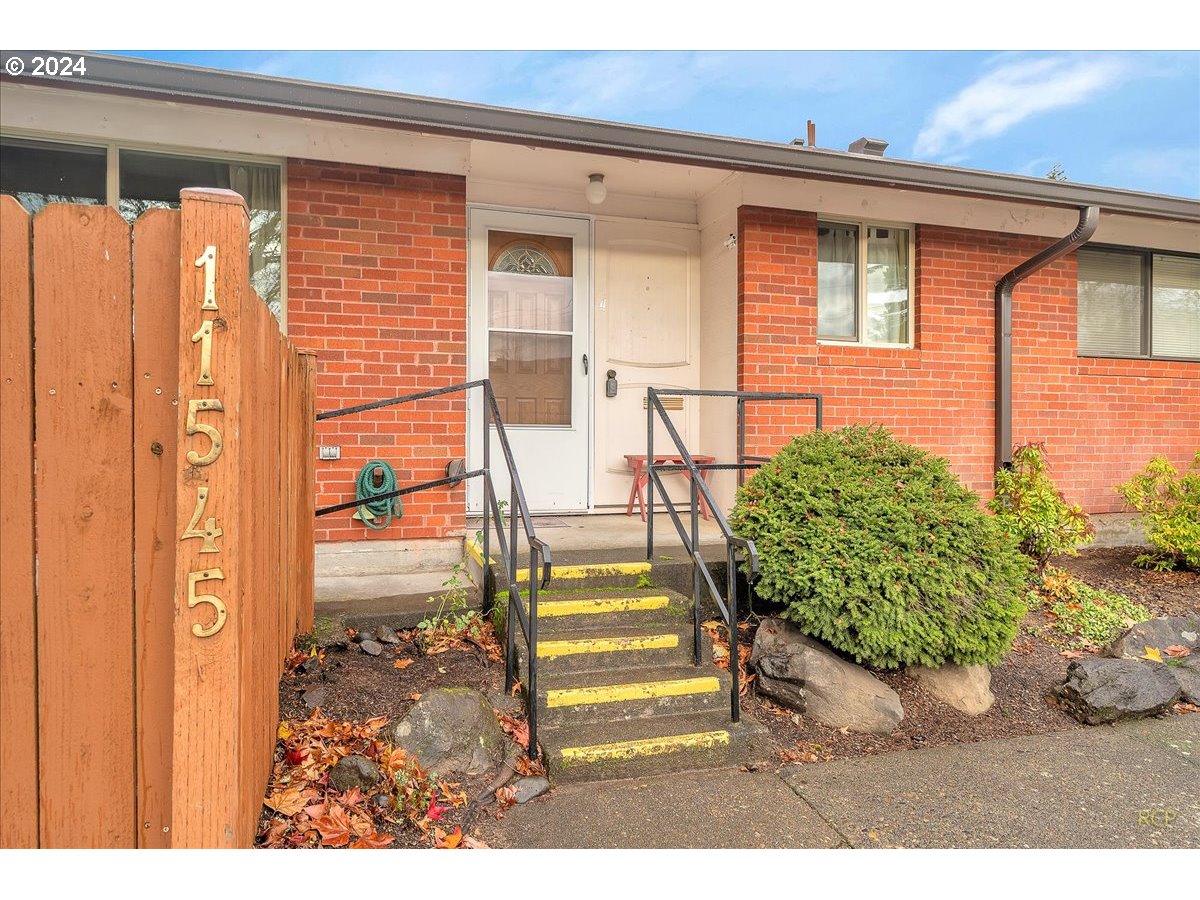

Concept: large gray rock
[[389, 687, 503, 775], [909, 664, 995, 715], [1106, 616, 1200, 660], [1171, 657, 1200, 705], [1057, 658, 1181, 725], [750, 618, 904, 735], [330, 754, 381, 792]]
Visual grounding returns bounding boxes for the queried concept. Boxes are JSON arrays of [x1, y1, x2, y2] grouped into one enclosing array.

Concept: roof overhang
[[3, 51, 1199, 224]]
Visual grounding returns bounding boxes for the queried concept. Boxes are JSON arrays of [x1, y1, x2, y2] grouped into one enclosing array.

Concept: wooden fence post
[[170, 189, 250, 847]]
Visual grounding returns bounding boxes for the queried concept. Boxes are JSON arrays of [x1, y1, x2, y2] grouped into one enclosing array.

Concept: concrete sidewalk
[[486, 716, 1198, 848]]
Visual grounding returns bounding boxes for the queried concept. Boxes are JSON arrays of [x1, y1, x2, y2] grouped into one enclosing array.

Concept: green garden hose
[[353, 460, 402, 530]]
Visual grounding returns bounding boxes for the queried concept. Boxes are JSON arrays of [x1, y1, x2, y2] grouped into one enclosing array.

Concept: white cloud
[[914, 55, 1131, 159]]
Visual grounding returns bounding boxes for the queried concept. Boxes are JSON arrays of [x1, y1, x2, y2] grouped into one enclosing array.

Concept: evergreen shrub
[[729, 426, 1031, 668]]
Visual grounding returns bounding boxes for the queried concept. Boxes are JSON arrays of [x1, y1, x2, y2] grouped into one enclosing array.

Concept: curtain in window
[[866, 226, 910, 343], [1078, 249, 1145, 356], [231, 164, 283, 318]]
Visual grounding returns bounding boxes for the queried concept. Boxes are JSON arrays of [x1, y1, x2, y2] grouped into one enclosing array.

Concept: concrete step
[[538, 710, 769, 784], [517, 620, 708, 677], [536, 664, 732, 727], [514, 587, 693, 634]]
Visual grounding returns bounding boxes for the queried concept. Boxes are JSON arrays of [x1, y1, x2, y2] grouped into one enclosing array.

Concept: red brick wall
[[737, 205, 1200, 512], [286, 160, 468, 542]]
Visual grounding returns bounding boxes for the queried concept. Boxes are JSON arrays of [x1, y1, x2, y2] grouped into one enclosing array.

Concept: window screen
[[817, 222, 858, 340]]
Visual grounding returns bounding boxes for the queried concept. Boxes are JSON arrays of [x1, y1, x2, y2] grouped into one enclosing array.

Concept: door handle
[[582, 353, 589, 375]]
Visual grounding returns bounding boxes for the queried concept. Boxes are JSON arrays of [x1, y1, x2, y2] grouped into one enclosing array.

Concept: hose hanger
[[352, 460, 402, 530]]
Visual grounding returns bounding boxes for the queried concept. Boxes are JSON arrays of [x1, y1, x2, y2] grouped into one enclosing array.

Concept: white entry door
[[467, 209, 591, 513], [593, 219, 701, 508]]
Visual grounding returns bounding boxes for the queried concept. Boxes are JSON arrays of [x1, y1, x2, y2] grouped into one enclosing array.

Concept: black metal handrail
[[645, 387, 823, 723], [316, 378, 550, 758]]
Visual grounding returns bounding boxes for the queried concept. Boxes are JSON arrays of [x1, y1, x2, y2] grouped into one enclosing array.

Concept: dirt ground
[[277, 630, 504, 724], [745, 548, 1199, 767], [259, 623, 526, 849]]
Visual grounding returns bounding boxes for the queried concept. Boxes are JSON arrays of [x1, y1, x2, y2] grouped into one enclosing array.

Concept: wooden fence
[[0, 188, 316, 848]]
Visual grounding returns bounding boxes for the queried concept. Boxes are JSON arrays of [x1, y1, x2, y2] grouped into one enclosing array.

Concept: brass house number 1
[[182, 244, 229, 638]]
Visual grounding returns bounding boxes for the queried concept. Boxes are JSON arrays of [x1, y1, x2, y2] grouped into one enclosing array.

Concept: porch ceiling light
[[585, 173, 607, 205]]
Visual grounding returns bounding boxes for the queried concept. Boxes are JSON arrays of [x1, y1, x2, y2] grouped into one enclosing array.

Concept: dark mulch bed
[[278, 630, 503, 723], [746, 548, 1200, 767], [260, 625, 517, 849], [1054, 547, 1200, 618]]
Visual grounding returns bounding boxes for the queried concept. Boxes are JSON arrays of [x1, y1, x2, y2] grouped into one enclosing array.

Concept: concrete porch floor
[[469, 510, 727, 563]]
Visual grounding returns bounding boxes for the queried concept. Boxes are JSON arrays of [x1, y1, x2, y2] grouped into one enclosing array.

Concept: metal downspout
[[994, 205, 1100, 472]]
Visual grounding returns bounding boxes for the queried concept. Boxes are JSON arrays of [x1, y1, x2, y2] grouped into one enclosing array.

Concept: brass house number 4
[[183, 244, 228, 638]]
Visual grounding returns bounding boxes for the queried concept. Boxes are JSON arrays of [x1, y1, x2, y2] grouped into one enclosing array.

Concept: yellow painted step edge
[[537, 634, 678, 659], [546, 676, 720, 709], [533, 595, 670, 618], [560, 729, 731, 764], [465, 539, 651, 583]]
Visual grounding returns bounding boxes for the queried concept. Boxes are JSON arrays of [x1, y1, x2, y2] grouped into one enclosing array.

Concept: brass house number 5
[[183, 243, 229, 638]]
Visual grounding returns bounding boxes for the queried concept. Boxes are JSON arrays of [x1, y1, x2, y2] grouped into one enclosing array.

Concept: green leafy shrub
[[1117, 452, 1200, 571], [729, 425, 1032, 669], [1035, 566, 1148, 649], [989, 443, 1093, 571]]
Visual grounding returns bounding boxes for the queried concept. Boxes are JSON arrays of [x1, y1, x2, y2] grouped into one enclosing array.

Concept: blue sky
[[119, 51, 1200, 198]]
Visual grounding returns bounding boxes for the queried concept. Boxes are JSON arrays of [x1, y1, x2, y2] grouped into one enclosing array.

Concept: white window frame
[[0, 128, 288, 332], [816, 216, 916, 349]]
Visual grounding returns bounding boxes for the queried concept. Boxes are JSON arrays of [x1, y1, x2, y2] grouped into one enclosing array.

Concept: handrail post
[[690, 475, 701, 666], [509, 482, 518, 596], [737, 397, 746, 488], [646, 387, 654, 560], [728, 542, 740, 723], [509, 479, 519, 698], [527, 545, 539, 761], [481, 385, 492, 618]]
